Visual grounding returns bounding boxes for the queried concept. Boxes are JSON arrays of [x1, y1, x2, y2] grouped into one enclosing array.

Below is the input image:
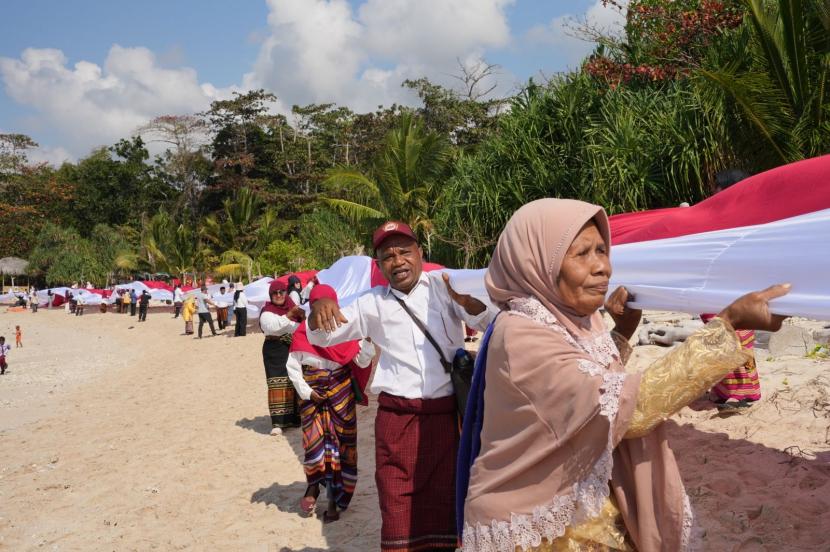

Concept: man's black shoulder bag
[[392, 295, 475, 420]]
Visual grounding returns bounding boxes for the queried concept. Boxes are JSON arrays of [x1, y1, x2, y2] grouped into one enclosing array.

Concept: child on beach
[[15, 326, 22, 348], [0, 336, 11, 375]]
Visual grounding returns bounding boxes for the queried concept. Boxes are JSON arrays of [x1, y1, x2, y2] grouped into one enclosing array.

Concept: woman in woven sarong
[[260, 279, 305, 436], [457, 199, 791, 552], [700, 313, 761, 408], [286, 284, 375, 522]]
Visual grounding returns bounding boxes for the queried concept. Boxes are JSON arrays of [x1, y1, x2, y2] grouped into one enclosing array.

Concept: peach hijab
[[468, 199, 689, 551]]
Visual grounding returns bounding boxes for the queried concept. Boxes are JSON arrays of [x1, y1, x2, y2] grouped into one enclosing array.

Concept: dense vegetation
[[1, 0, 827, 284]]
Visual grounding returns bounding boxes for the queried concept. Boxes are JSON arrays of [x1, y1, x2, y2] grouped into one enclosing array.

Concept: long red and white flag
[[317, 155, 830, 319], [608, 154, 830, 318]]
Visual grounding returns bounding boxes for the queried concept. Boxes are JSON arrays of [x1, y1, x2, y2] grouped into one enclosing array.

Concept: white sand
[[0, 308, 828, 551]]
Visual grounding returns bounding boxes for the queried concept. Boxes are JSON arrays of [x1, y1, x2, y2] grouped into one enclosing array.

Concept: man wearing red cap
[[308, 220, 494, 551]]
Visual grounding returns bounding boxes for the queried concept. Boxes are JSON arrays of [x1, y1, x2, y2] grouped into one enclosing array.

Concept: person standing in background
[[227, 283, 236, 327], [122, 289, 131, 315], [215, 286, 229, 330], [195, 286, 218, 338], [173, 284, 184, 318], [233, 288, 248, 337], [138, 290, 151, 322], [129, 289, 138, 316], [287, 275, 303, 306]]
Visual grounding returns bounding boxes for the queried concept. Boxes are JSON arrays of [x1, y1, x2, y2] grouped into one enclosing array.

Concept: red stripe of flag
[[610, 155, 830, 245]]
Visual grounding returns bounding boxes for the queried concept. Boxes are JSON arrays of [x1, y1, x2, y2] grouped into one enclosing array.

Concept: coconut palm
[[214, 249, 254, 283], [200, 187, 276, 257], [699, 0, 830, 163], [322, 112, 452, 256]]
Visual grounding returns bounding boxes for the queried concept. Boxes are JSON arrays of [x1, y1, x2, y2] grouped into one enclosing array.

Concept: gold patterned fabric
[[625, 317, 748, 439], [520, 496, 632, 552], [523, 318, 747, 551]]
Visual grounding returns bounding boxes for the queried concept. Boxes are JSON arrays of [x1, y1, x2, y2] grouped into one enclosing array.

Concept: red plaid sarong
[[375, 392, 458, 551]]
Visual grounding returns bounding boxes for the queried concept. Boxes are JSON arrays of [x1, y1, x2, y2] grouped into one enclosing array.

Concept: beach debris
[[637, 320, 703, 346], [768, 326, 815, 357]]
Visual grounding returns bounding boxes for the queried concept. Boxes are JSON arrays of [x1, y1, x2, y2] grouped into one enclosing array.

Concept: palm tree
[[322, 112, 452, 257], [214, 249, 254, 283], [138, 209, 204, 283], [699, 0, 830, 162], [200, 187, 275, 257]]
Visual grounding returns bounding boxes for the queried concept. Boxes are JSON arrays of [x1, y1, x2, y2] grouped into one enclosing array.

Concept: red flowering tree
[[584, 0, 745, 88]]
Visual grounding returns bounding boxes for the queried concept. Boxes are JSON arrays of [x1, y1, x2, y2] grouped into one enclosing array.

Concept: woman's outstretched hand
[[605, 286, 642, 340], [718, 284, 791, 331]]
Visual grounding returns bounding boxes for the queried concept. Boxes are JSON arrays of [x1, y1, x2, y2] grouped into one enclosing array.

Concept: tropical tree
[[200, 187, 281, 258], [215, 249, 255, 283], [28, 223, 108, 285], [322, 112, 452, 257], [699, 0, 830, 163]]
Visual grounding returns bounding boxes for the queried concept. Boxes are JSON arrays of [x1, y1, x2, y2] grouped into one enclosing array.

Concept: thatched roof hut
[[0, 256, 29, 276]]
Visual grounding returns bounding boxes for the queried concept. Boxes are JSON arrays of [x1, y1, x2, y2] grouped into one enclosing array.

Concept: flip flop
[[300, 496, 317, 514]]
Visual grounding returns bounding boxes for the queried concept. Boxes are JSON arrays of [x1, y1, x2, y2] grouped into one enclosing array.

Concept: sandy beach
[[1, 307, 828, 551]]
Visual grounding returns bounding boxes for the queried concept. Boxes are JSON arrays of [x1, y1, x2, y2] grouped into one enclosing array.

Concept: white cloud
[[0, 46, 235, 159], [244, 0, 517, 112], [525, 0, 627, 71], [26, 144, 72, 167], [2, 0, 605, 160]]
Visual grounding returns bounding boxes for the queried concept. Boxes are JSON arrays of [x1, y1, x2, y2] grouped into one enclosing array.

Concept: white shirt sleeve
[[259, 311, 299, 336], [307, 294, 368, 346], [285, 352, 314, 401], [354, 338, 375, 368]]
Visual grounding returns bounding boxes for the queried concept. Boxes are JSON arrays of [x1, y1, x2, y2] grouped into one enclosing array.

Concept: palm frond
[[322, 198, 386, 222], [699, 67, 792, 162]]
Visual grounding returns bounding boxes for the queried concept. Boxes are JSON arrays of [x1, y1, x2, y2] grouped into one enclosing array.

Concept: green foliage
[[28, 223, 108, 285], [199, 187, 284, 258], [0, 164, 75, 257], [435, 74, 729, 266], [257, 239, 318, 276], [63, 137, 175, 235], [0, 133, 39, 174], [295, 207, 365, 267], [698, 0, 830, 163], [403, 68, 505, 149], [323, 112, 452, 254]]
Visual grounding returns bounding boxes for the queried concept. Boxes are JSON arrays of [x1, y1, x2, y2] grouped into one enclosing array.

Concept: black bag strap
[[392, 294, 452, 373]]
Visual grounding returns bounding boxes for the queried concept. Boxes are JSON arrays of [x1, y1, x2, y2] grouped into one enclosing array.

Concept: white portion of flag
[[610, 208, 830, 319]]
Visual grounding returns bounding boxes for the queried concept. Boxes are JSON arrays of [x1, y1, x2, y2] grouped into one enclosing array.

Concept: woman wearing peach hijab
[[457, 198, 790, 551]]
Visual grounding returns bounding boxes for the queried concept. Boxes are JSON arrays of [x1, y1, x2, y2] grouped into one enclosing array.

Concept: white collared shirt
[[307, 271, 495, 399], [286, 338, 375, 400]]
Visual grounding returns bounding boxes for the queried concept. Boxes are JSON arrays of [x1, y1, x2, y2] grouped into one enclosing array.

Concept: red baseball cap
[[372, 221, 417, 250]]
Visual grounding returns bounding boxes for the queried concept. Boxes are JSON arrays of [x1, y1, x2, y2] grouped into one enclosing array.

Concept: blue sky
[[0, 0, 623, 163]]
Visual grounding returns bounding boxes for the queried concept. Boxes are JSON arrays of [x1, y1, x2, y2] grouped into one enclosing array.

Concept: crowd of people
[[2, 198, 806, 551], [253, 210, 797, 552]]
